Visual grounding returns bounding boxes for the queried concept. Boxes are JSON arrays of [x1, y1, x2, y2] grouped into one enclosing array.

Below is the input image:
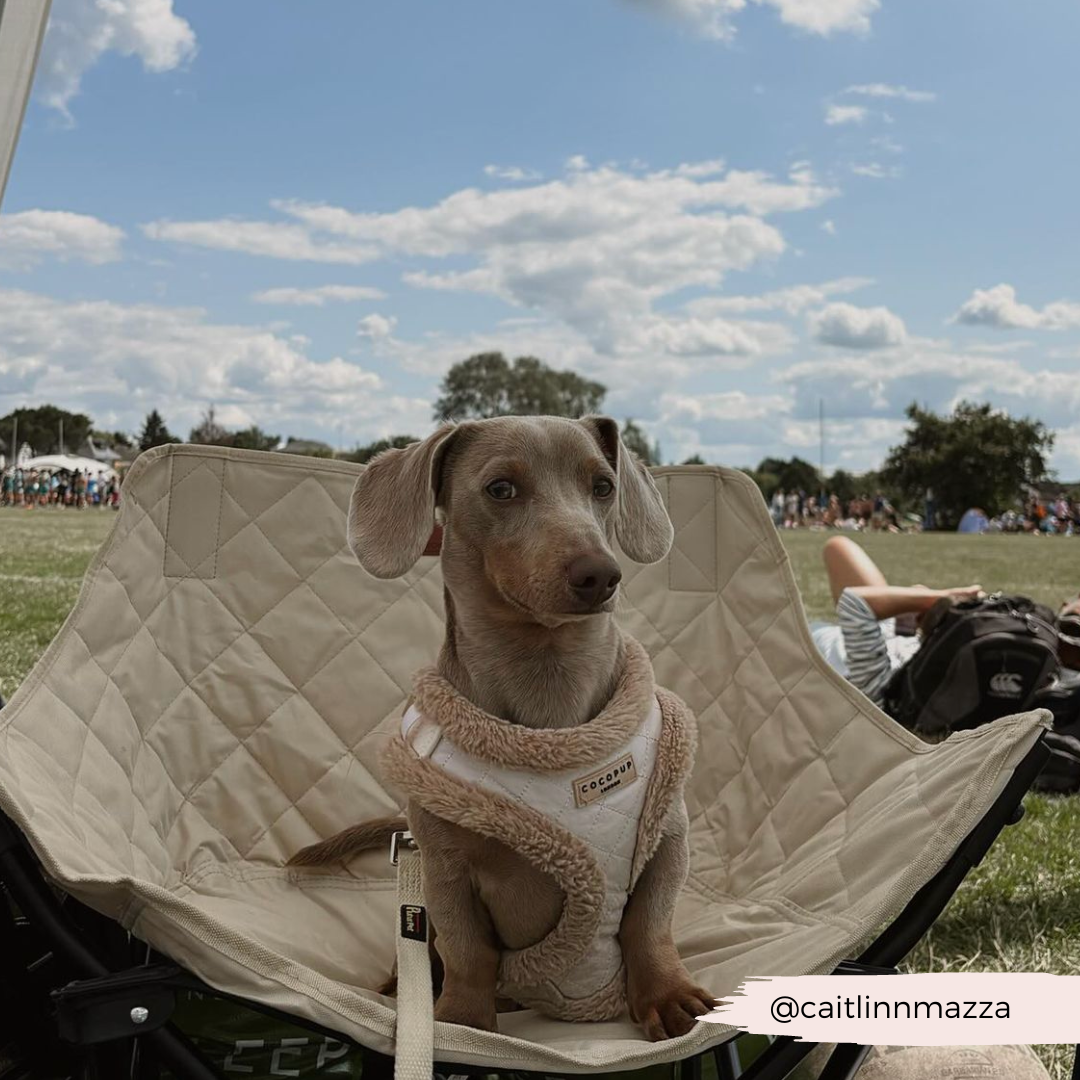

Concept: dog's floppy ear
[[580, 416, 674, 565], [348, 423, 462, 578]]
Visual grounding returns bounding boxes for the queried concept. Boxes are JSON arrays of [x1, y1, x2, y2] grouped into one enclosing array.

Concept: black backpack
[[1031, 668, 1080, 794], [883, 592, 1059, 739]]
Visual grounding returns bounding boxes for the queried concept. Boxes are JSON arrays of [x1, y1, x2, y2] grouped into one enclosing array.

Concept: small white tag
[[573, 752, 637, 807]]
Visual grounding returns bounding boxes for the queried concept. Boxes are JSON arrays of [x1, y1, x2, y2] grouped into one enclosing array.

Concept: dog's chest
[[401, 700, 663, 894]]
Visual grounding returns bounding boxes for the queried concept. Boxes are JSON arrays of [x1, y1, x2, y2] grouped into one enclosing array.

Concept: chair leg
[[734, 1036, 819, 1080], [683, 1051, 704, 1080], [714, 1038, 742, 1080], [817, 1043, 872, 1080]]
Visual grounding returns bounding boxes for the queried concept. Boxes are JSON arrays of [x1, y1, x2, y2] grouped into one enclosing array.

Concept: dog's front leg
[[409, 804, 500, 1032], [619, 804, 717, 1040]]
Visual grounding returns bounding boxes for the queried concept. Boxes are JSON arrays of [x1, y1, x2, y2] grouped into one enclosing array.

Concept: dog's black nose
[[567, 554, 622, 606]]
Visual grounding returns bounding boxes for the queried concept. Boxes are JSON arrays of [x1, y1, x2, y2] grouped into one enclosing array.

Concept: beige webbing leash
[[391, 830, 435, 1080]]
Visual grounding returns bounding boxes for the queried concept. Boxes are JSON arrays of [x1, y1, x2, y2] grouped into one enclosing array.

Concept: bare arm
[[846, 584, 982, 621]]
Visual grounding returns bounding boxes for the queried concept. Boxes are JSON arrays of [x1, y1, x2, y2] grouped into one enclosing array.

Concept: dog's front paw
[[629, 978, 718, 1041]]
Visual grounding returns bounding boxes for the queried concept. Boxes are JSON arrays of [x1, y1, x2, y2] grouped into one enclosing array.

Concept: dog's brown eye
[[593, 478, 615, 499], [486, 480, 516, 501]]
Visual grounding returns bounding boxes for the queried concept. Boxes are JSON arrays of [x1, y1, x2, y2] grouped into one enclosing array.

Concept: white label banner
[[700, 973, 1080, 1045]]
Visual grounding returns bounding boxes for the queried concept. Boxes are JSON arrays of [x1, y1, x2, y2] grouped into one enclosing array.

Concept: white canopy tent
[[21, 454, 116, 481], [0, 0, 52, 207]]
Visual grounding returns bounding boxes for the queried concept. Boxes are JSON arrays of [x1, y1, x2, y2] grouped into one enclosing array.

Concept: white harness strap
[[392, 832, 433, 1080]]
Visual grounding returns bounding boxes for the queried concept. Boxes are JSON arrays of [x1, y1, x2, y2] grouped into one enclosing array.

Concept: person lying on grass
[[808, 536, 985, 708], [810, 537, 1080, 710]]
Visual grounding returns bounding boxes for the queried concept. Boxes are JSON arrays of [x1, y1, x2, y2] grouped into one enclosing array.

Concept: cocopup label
[[572, 752, 637, 807]]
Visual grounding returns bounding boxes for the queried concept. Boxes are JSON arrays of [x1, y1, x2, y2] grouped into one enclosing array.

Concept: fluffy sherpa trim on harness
[[633, 686, 697, 883], [380, 636, 697, 1022], [381, 739, 608, 991], [409, 637, 657, 770]]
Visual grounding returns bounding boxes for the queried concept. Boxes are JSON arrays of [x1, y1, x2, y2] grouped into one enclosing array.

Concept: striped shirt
[[813, 589, 922, 706]]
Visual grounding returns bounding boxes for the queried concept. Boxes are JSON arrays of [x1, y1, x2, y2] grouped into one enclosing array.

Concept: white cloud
[[809, 302, 907, 349], [1053, 425, 1080, 479], [484, 165, 542, 182], [825, 104, 869, 125], [632, 315, 794, 358], [821, 219, 836, 234], [148, 160, 834, 360], [605, 340, 1080, 472], [650, 390, 795, 462], [0, 288, 430, 444], [356, 313, 398, 341], [37, 0, 197, 120], [141, 219, 378, 264], [760, 0, 878, 35], [675, 159, 729, 178], [774, 347, 1080, 471], [662, 389, 791, 422], [870, 135, 905, 154], [687, 276, 872, 317], [952, 284, 1080, 331], [0, 210, 125, 269], [782, 349, 1080, 419], [843, 83, 936, 103], [629, 0, 878, 41], [783, 416, 908, 471], [251, 285, 386, 306], [850, 162, 900, 179]]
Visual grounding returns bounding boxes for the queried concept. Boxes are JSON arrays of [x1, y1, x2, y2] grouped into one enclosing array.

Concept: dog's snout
[[567, 554, 622, 606]]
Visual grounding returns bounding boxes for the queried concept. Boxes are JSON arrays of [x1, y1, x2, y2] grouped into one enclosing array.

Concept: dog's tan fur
[[289, 415, 714, 1039]]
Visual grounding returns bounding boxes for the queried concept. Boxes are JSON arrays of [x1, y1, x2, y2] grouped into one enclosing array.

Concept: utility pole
[[819, 397, 826, 499]]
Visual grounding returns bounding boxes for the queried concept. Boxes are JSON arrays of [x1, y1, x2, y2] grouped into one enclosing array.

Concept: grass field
[[1, 510, 1078, 1076]]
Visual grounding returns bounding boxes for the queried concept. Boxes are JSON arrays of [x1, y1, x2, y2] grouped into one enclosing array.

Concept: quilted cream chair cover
[[0, 445, 1046, 1072]]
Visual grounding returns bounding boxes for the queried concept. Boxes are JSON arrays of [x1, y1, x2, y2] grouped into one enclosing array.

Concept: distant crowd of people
[[769, 487, 1080, 535], [770, 489, 906, 533], [999, 493, 1080, 535], [0, 467, 121, 510]]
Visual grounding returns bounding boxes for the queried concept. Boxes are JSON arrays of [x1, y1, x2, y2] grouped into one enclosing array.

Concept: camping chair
[[0, 446, 1053, 1080]]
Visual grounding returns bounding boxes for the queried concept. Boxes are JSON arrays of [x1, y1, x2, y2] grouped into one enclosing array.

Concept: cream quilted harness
[[386, 637, 695, 1021]]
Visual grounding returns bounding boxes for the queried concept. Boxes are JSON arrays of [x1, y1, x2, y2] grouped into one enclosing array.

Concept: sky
[[2, 0, 1080, 475]]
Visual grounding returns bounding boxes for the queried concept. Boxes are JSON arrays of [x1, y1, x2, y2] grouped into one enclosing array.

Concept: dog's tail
[[286, 815, 407, 867]]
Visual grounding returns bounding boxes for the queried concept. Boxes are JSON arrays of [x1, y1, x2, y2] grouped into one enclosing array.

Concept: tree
[[881, 401, 1054, 529], [188, 407, 231, 446], [138, 410, 179, 451], [744, 467, 780, 496], [342, 435, 421, 464], [92, 429, 134, 449], [682, 453, 706, 465], [753, 456, 821, 498], [230, 426, 280, 452], [0, 405, 92, 456], [826, 468, 858, 505], [433, 353, 606, 421], [186, 411, 279, 451], [620, 420, 661, 467], [506, 356, 606, 418]]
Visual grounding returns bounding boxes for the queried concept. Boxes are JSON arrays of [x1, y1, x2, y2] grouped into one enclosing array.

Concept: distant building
[[279, 438, 335, 458], [80, 437, 125, 464]]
